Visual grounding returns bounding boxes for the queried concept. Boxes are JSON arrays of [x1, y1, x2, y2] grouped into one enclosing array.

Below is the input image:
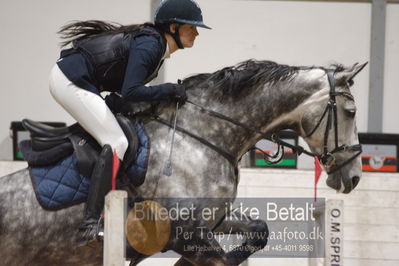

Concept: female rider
[[49, 0, 211, 247]]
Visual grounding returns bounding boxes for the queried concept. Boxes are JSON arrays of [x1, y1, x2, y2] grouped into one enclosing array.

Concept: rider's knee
[[113, 135, 129, 161]]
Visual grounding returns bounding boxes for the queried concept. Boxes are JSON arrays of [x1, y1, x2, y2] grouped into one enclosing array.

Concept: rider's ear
[[169, 24, 177, 34], [335, 62, 368, 86]]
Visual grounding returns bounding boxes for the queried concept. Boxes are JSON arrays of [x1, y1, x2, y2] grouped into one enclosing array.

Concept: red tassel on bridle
[[314, 156, 322, 201]]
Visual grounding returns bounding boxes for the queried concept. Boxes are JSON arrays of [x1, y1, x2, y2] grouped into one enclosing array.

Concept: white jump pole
[[104, 190, 128, 266]]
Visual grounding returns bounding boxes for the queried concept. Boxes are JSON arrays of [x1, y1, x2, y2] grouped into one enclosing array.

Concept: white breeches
[[49, 64, 128, 160]]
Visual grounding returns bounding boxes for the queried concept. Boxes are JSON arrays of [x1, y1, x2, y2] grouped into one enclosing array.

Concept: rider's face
[[176, 24, 199, 48]]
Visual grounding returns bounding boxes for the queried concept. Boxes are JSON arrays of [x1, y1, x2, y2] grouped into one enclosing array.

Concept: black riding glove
[[105, 93, 134, 115], [172, 83, 187, 106]]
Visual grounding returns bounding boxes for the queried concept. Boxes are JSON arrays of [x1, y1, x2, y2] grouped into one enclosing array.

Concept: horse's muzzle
[[326, 173, 361, 194]]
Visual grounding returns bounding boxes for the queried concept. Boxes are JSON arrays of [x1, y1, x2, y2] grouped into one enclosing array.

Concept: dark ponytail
[[58, 20, 155, 47]]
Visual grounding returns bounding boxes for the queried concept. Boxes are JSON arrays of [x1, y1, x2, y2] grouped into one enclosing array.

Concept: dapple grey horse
[[0, 60, 366, 266]]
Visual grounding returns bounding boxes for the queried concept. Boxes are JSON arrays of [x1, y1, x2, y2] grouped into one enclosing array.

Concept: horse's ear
[[347, 62, 368, 80], [336, 62, 368, 85]]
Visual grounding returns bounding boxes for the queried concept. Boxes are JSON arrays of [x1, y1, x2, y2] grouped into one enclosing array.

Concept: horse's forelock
[[329, 63, 346, 72]]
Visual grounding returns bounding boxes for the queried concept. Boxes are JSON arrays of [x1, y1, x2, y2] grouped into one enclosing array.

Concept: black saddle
[[22, 119, 71, 138], [21, 115, 139, 178]]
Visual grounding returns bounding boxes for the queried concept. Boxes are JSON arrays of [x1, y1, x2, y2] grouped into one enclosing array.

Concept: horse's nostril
[[352, 176, 360, 189]]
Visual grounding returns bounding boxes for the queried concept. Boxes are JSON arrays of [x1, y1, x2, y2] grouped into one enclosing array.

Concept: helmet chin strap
[[169, 23, 184, 49]]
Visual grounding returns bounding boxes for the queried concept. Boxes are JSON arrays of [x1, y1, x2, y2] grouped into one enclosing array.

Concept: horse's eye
[[347, 79, 354, 86], [344, 101, 356, 118], [345, 108, 356, 118]]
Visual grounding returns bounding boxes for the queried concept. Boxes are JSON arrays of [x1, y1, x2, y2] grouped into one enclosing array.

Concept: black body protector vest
[[73, 26, 166, 92]]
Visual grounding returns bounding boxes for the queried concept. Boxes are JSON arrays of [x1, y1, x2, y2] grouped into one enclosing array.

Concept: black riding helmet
[[154, 0, 211, 49]]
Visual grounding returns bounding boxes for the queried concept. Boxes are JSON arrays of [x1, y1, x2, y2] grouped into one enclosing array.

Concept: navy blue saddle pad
[[20, 121, 150, 210]]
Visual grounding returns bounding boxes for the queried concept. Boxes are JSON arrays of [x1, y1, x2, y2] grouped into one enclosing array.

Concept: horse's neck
[[178, 71, 324, 159]]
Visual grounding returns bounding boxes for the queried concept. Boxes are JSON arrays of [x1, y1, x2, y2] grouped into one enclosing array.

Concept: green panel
[[255, 159, 296, 166], [17, 151, 23, 160]]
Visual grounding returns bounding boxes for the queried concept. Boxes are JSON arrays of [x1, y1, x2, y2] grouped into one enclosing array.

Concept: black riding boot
[[76, 144, 114, 248]]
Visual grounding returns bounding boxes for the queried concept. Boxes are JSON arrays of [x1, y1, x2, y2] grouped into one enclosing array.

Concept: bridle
[[154, 68, 362, 173], [302, 69, 362, 174]]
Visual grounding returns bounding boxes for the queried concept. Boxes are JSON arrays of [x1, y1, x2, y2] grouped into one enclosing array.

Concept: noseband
[[155, 69, 362, 173]]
